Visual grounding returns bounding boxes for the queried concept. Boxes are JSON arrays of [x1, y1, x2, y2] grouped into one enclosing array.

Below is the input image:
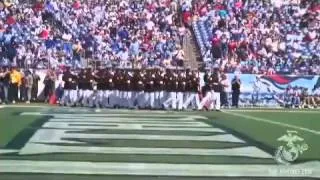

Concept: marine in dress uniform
[[135, 69, 146, 108], [154, 68, 165, 109], [177, 70, 186, 110], [183, 70, 200, 109], [145, 69, 156, 109], [77, 68, 86, 104], [113, 69, 122, 107], [105, 68, 115, 108], [163, 69, 178, 110], [82, 68, 95, 107], [124, 69, 134, 108], [95, 68, 106, 108], [62, 67, 78, 106]]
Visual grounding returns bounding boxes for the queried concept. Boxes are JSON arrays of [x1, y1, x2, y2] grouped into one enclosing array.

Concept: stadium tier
[[191, 0, 319, 74], [0, 0, 187, 69]]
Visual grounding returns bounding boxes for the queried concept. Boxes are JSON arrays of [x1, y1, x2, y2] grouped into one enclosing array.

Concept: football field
[[0, 105, 319, 180]]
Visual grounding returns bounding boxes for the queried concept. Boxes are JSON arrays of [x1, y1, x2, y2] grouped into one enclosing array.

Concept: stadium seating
[[191, 0, 320, 74]]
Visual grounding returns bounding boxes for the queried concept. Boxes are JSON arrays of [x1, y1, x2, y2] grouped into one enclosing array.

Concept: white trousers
[[108, 90, 118, 107], [177, 92, 184, 110], [136, 91, 145, 108], [183, 92, 200, 109], [95, 90, 104, 108], [199, 91, 213, 110], [126, 91, 133, 108], [149, 92, 155, 108], [213, 92, 221, 110], [155, 91, 165, 109], [82, 90, 93, 106], [77, 89, 84, 103], [163, 92, 177, 109], [62, 89, 78, 106], [198, 91, 220, 110], [103, 90, 111, 107]]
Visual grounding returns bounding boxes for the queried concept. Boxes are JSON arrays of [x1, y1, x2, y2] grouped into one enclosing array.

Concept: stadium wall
[[36, 70, 320, 107]]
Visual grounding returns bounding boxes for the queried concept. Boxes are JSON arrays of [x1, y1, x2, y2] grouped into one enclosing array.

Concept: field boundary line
[[0, 160, 319, 177], [223, 111, 320, 135], [225, 109, 320, 113]]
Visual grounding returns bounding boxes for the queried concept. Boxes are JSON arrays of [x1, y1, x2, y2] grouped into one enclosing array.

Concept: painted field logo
[[275, 130, 309, 165]]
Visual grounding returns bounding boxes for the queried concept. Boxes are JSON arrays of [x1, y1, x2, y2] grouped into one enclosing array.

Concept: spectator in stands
[[192, 0, 320, 74], [0, 0, 188, 70]]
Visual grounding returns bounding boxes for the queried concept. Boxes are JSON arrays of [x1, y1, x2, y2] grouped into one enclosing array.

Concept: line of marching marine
[[61, 67, 223, 111]]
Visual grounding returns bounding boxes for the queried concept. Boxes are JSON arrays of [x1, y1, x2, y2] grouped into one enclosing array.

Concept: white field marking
[[20, 112, 207, 119], [0, 149, 18, 154], [5, 105, 176, 113], [2, 160, 318, 177], [49, 117, 201, 122], [42, 122, 225, 132], [19, 143, 269, 158], [50, 123, 211, 128], [50, 118, 204, 126], [25, 129, 242, 143], [226, 109, 320, 114], [223, 111, 320, 135]]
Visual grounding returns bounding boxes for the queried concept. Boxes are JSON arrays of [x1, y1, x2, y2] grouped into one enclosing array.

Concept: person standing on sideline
[[0, 68, 5, 104], [252, 76, 261, 106], [61, 67, 75, 106], [232, 75, 241, 108], [10, 67, 22, 104], [19, 69, 26, 102], [31, 69, 40, 102], [3, 67, 11, 104], [24, 70, 33, 104], [211, 70, 221, 111], [220, 74, 229, 107], [43, 71, 52, 103]]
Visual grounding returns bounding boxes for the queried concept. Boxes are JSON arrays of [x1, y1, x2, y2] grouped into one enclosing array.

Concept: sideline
[[225, 109, 320, 113], [223, 111, 320, 135]]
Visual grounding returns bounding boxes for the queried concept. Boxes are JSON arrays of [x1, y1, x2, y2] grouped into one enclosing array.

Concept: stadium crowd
[[191, 0, 319, 75], [0, 0, 319, 110], [0, 0, 188, 69]]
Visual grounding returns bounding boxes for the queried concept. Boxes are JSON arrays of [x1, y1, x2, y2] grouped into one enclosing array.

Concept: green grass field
[[0, 105, 319, 180]]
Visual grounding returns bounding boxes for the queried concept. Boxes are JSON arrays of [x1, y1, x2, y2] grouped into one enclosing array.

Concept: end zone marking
[[0, 160, 319, 177], [223, 111, 320, 135], [0, 149, 18, 154], [19, 144, 269, 158], [20, 112, 207, 119]]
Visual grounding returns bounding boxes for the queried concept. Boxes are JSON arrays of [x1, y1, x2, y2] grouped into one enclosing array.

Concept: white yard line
[[42, 122, 225, 132], [223, 111, 320, 135], [226, 109, 320, 113], [20, 112, 207, 119], [0, 149, 18, 154], [0, 160, 319, 177], [26, 129, 242, 143], [20, 144, 269, 158]]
